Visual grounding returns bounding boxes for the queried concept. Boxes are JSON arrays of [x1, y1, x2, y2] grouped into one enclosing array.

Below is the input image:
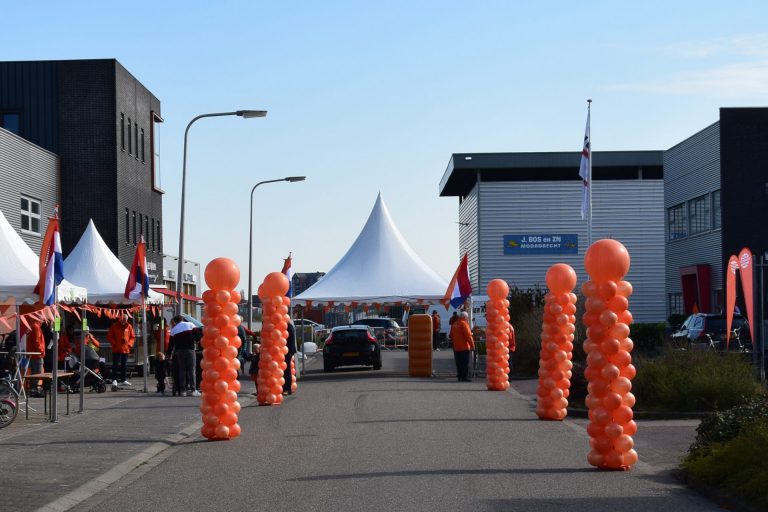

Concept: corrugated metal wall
[[0, 126, 59, 255], [458, 183, 480, 290], [664, 122, 722, 313], [475, 180, 665, 323]]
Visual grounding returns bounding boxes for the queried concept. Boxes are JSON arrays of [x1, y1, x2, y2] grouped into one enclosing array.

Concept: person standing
[[450, 311, 475, 382], [167, 315, 202, 397], [26, 319, 46, 397], [108, 313, 135, 386], [59, 324, 75, 370], [449, 311, 459, 326], [431, 311, 441, 351], [282, 320, 296, 396]]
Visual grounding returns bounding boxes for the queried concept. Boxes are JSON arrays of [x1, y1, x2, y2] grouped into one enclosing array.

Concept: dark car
[[351, 317, 405, 345], [671, 313, 749, 345], [323, 326, 382, 372]]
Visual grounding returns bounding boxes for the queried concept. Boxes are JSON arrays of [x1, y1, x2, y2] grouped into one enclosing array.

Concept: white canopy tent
[[293, 193, 448, 305], [0, 209, 87, 304], [64, 219, 162, 305]]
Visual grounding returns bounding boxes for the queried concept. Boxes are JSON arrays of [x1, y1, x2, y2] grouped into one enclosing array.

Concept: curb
[[34, 394, 256, 512], [566, 406, 708, 420], [675, 469, 760, 512]]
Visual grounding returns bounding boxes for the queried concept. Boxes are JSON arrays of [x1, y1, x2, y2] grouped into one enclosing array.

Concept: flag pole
[[141, 296, 149, 393], [587, 99, 593, 247], [51, 286, 59, 422]]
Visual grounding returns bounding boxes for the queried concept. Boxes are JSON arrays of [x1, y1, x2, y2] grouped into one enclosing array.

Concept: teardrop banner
[[726, 255, 739, 348], [738, 248, 755, 345]]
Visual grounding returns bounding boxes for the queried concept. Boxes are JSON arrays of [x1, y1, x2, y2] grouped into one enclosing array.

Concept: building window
[[20, 195, 42, 235], [668, 204, 687, 240], [139, 213, 143, 240], [132, 211, 136, 245], [1, 113, 21, 135], [689, 194, 710, 235], [140, 128, 145, 162], [668, 293, 683, 316], [120, 113, 125, 150], [135, 123, 139, 160], [151, 219, 156, 251], [157, 221, 161, 252], [144, 216, 149, 244], [712, 190, 721, 229], [127, 117, 132, 154], [125, 208, 130, 243], [151, 112, 163, 190]]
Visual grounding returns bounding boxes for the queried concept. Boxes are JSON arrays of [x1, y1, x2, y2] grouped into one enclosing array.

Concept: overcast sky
[[4, 1, 767, 292]]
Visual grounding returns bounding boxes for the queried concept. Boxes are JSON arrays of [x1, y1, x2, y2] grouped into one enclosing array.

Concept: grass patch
[[632, 349, 762, 412]]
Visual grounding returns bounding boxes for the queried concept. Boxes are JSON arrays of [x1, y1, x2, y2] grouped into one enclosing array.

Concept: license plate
[[343, 352, 360, 357]]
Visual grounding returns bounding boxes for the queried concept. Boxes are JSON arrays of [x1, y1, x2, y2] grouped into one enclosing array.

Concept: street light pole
[[176, 110, 267, 316], [247, 177, 306, 345]]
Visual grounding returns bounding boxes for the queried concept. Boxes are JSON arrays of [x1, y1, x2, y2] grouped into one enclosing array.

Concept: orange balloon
[[262, 272, 290, 297], [545, 263, 577, 294], [584, 239, 630, 282], [487, 279, 509, 300], [205, 257, 240, 290]]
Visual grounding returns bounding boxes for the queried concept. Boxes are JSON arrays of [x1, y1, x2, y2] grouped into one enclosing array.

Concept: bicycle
[[0, 348, 21, 428], [728, 324, 752, 354]]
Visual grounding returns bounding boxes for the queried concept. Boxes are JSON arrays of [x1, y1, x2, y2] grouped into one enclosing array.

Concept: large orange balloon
[[487, 279, 510, 300], [584, 239, 630, 283], [262, 271, 290, 297], [205, 257, 240, 290], [545, 263, 578, 294]]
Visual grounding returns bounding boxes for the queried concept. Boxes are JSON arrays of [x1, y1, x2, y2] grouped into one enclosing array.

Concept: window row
[[667, 190, 721, 241], [124, 208, 161, 253], [119, 113, 145, 162]]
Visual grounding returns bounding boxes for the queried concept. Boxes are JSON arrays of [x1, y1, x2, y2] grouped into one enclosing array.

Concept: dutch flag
[[125, 238, 150, 300], [443, 253, 472, 310], [281, 254, 293, 298], [34, 217, 64, 306]]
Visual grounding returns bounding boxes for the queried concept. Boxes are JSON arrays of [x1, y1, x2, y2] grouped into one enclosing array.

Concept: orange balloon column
[[256, 272, 290, 406], [536, 263, 578, 421], [582, 239, 638, 470], [290, 357, 297, 394], [200, 258, 243, 440], [485, 279, 511, 391]]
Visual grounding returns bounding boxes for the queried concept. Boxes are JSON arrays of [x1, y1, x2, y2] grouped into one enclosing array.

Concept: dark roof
[[439, 150, 664, 197]]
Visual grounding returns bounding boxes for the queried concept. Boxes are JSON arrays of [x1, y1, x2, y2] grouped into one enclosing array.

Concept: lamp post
[[247, 176, 306, 343], [176, 110, 267, 316]]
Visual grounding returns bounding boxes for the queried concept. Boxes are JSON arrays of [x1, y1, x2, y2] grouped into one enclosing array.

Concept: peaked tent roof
[[64, 220, 162, 305], [0, 209, 87, 304], [294, 194, 448, 305]]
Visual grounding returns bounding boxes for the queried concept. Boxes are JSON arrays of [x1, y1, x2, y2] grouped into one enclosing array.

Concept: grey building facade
[[0, 59, 164, 282], [0, 126, 59, 254], [440, 151, 666, 323]]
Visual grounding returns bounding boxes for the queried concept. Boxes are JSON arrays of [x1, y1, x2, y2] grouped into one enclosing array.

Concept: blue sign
[[503, 234, 578, 255]]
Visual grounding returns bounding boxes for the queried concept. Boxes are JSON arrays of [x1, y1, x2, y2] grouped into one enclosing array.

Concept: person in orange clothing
[[24, 319, 46, 396], [431, 310, 441, 351], [58, 323, 75, 369], [107, 313, 135, 386], [449, 311, 475, 382]]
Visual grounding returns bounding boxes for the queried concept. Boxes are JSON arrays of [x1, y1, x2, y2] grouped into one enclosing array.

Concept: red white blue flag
[[443, 253, 472, 310], [281, 254, 293, 298], [34, 217, 64, 306], [579, 108, 591, 220], [125, 239, 150, 300]]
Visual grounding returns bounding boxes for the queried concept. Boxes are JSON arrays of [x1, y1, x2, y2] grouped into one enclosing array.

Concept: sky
[[3, 1, 768, 293]]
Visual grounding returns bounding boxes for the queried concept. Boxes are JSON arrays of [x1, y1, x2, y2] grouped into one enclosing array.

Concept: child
[[248, 343, 260, 396], [155, 352, 169, 395]]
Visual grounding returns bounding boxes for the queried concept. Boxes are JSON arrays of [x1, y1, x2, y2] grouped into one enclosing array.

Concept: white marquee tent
[[64, 219, 162, 305], [293, 194, 448, 305], [0, 209, 87, 304]]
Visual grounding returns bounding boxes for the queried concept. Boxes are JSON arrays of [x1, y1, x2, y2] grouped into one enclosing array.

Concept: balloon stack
[[582, 239, 638, 470], [200, 258, 243, 440], [485, 279, 511, 391], [256, 272, 291, 406], [290, 356, 297, 394], [536, 263, 578, 421]]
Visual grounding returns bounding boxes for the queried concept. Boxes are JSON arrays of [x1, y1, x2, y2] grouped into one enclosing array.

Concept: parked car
[[294, 319, 326, 330], [671, 313, 749, 345], [323, 326, 382, 372], [352, 317, 406, 346]]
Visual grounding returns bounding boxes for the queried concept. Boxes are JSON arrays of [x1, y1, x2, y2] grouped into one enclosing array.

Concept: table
[[24, 372, 74, 420]]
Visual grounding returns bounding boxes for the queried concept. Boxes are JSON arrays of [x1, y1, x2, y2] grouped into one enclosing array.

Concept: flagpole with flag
[[34, 210, 65, 421], [579, 99, 593, 247], [442, 253, 473, 311], [125, 236, 151, 393]]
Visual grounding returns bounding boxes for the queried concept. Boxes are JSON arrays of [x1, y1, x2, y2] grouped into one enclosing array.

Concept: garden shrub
[[630, 322, 665, 355], [632, 349, 761, 412], [688, 395, 768, 456]]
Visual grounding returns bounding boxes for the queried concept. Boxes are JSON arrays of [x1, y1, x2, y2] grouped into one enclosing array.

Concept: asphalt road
[[70, 351, 718, 512]]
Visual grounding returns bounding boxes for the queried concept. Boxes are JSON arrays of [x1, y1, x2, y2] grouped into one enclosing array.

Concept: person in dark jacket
[[167, 315, 202, 397], [282, 321, 296, 395]]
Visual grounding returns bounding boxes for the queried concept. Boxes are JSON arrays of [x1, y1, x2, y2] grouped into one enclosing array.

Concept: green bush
[[630, 322, 666, 355], [632, 350, 762, 412], [688, 395, 768, 456], [683, 418, 768, 510]]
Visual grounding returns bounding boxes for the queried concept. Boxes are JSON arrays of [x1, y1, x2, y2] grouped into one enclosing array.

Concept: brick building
[[0, 59, 164, 283]]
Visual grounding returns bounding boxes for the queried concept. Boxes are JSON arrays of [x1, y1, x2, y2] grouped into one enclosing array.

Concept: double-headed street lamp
[[176, 110, 267, 316], [247, 176, 306, 341]]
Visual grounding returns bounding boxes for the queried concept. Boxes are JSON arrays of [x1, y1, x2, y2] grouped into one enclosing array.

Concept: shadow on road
[[352, 417, 539, 424], [288, 467, 595, 482]]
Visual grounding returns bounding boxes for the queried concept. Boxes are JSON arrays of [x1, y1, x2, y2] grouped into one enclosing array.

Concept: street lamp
[[175, 110, 267, 315], [247, 176, 307, 339]]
